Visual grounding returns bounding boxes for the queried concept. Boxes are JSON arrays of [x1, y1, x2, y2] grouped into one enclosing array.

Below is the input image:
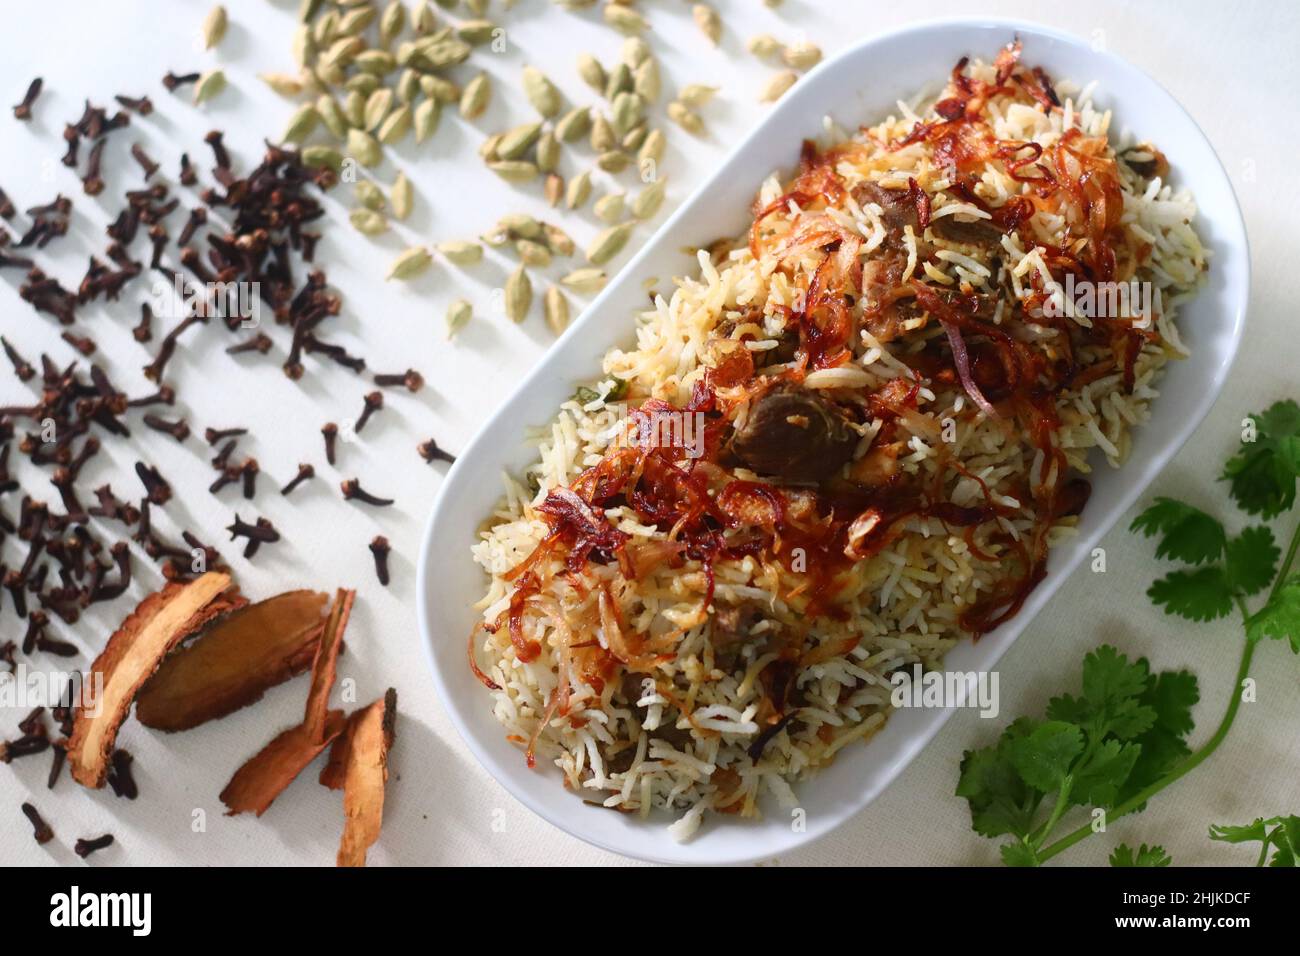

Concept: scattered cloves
[[280, 463, 315, 496], [74, 833, 115, 858], [21, 802, 54, 845], [417, 438, 456, 465], [341, 478, 394, 507], [369, 535, 391, 586], [373, 369, 424, 393]]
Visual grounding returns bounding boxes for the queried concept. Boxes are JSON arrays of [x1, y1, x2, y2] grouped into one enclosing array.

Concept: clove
[[13, 78, 42, 120], [341, 478, 394, 507], [280, 463, 315, 496], [374, 368, 425, 393], [369, 535, 392, 586]]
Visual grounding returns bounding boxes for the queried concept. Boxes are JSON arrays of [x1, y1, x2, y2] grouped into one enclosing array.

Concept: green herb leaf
[[1246, 576, 1300, 653], [1148, 566, 1234, 621], [1208, 818, 1272, 844], [1070, 738, 1140, 808], [1077, 645, 1156, 741], [1210, 815, 1300, 867], [957, 722, 1041, 839], [1008, 720, 1084, 792], [1225, 526, 1280, 595], [1130, 497, 1226, 564], [1109, 842, 1172, 867], [1221, 400, 1300, 517], [1000, 841, 1040, 867]]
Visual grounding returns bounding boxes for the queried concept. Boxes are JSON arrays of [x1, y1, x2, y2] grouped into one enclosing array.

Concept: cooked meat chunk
[[853, 181, 918, 237], [931, 215, 1004, 247], [731, 386, 857, 481]]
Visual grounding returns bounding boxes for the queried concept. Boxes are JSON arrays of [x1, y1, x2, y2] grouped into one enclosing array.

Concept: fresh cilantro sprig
[[957, 647, 1197, 866], [1109, 842, 1172, 867], [1209, 815, 1300, 867], [958, 401, 1300, 865]]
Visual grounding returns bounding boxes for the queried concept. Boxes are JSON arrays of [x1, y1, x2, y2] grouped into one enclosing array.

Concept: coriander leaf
[[1225, 525, 1279, 595], [1247, 576, 1300, 653], [1117, 667, 1198, 806], [1144, 669, 1199, 737], [1271, 816, 1300, 867], [1130, 497, 1226, 564], [1079, 645, 1156, 741], [1209, 818, 1273, 844], [1148, 566, 1234, 621], [957, 725, 1041, 838], [1008, 720, 1084, 792], [1110, 842, 1172, 867], [1070, 738, 1140, 808], [1221, 400, 1300, 517], [1000, 841, 1039, 867]]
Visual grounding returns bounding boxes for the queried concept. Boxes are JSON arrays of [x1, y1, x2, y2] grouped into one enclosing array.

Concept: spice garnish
[[136, 590, 329, 732], [64, 571, 244, 788]]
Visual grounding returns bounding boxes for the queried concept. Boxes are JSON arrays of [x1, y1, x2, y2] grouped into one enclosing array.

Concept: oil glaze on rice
[[469, 42, 1206, 841]]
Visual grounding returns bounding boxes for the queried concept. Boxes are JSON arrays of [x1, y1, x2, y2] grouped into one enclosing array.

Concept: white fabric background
[[1, 0, 1297, 867]]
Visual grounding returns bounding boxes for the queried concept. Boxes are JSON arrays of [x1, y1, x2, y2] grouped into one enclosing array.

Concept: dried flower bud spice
[[341, 479, 394, 507], [74, 834, 114, 858], [21, 802, 54, 844], [417, 438, 456, 465], [13, 77, 43, 120], [369, 536, 391, 586], [280, 463, 315, 496]]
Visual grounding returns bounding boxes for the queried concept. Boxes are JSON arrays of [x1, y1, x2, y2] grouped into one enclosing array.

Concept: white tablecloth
[[2, 0, 1297, 867]]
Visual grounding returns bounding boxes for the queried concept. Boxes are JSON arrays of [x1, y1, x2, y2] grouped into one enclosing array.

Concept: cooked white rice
[[470, 45, 1206, 841]]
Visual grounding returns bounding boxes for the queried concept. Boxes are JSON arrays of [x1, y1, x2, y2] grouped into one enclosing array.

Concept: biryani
[[469, 41, 1206, 840]]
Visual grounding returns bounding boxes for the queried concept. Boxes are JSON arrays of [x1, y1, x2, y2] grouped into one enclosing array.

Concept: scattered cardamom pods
[[678, 84, 718, 108], [193, 70, 228, 105], [560, 267, 607, 294], [387, 246, 433, 280], [282, 104, 320, 144], [544, 285, 570, 336], [316, 95, 348, 138], [446, 298, 473, 338], [356, 179, 386, 211], [460, 72, 491, 119], [603, 4, 647, 34], [543, 223, 575, 256], [633, 58, 661, 102], [364, 88, 394, 131], [692, 4, 722, 45], [522, 65, 562, 118], [638, 128, 666, 166], [202, 5, 228, 50], [496, 121, 542, 160], [632, 177, 667, 219], [414, 98, 442, 142], [594, 193, 625, 224], [302, 144, 344, 172], [347, 128, 383, 166], [586, 222, 633, 265], [577, 53, 607, 93], [565, 170, 592, 209], [261, 72, 304, 97], [488, 160, 539, 182], [782, 41, 823, 71], [555, 106, 592, 143], [378, 103, 412, 144], [380, 1, 407, 47], [391, 172, 414, 220], [517, 239, 552, 268], [350, 208, 389, 235], [458, 19, 498, 45], [667, 100, 704, 135], [438, 240, 484, 266], [535, 132, 560, 173], [747, 33, 782, 58], [505, 265, 532, 322], [760, 70, 798, 103]]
